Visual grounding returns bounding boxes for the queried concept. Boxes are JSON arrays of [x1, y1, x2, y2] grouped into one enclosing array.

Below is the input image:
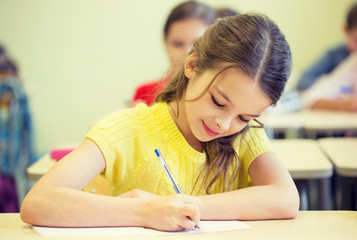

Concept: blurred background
[[0, 0, 353, 157]]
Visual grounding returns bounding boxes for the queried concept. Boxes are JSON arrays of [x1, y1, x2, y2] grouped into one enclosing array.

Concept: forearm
[[311, 98, 357, 111], [20, 186, 146, 227], [198, 184, 299, 220]]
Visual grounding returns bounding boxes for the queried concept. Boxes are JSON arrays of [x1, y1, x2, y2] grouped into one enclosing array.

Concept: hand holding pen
[[155, 148, 202, 231]]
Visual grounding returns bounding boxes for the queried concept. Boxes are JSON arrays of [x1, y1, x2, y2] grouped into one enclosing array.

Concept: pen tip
[[154, 148, 160, 157]]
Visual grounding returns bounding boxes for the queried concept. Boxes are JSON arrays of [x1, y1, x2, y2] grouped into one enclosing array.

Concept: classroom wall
[[0, 0, 354, 156]]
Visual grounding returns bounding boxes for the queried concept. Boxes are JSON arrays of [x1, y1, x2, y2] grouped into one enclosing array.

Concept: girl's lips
[[202, 121, 220, 137]]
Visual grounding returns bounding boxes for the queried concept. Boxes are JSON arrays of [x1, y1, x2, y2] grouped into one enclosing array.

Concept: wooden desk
[[27, 154, 110, 195], [1, 211, 356, 240], [318, 137, 357, 210], [302, 110, 357, 134], [27, 154, 56, 181], [262, 109, 357, 138], [271, 139, 333, 210], [318, 138, 357, 177], [261, 111, 302, 138]]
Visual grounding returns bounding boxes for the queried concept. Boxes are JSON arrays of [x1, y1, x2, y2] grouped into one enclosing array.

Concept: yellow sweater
[[86, 102, 272, 196]]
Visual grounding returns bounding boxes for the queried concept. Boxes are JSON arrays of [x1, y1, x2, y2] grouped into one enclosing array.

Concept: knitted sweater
[[86, 102, 272, 196]]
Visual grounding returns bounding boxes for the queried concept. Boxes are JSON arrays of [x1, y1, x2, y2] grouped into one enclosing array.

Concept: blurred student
[[129, 1, 216, 107], [0, 44, 34, 212], [297, 3, 357, 111], [20, 14, 298, 231]]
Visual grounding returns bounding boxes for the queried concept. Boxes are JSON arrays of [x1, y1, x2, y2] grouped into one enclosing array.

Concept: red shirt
[[132, 78, 169, 106]]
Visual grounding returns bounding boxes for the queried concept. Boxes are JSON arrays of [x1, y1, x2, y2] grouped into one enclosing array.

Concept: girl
[[20, 13, 299, 231], [130, 1, 216, 106]]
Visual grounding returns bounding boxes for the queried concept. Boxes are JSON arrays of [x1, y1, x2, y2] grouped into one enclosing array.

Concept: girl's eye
[[172, 41, 184, 48], [211, 95, 224, 107], [238, 115, 250, 123]]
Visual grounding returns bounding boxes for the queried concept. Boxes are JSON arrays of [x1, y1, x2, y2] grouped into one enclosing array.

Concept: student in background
[[129, 1, 216, 107], [20, 14, 299, 231], [0, 44, 34, 213], [297, 3, 357, 111]]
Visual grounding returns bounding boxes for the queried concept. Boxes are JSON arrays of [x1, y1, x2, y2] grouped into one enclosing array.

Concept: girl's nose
[[215, 117, 232, 132]]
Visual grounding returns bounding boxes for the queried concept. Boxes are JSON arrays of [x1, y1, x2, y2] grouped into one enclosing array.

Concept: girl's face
[[164, 19, 208, 76], [181, 67, 272, 146], [345, 26, 357, 52]]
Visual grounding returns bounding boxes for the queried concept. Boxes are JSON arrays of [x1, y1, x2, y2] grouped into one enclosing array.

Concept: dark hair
[[346, 3, 357, 30], [215, 7, 239, 18], [164, 1, 216, 38], [157, 13, 292, 193], [0, 45, 8, 72], [0, 44, 18, 77]]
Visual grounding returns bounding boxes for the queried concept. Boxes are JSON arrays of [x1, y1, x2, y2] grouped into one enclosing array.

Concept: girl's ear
[[184, 52, 198, 79]]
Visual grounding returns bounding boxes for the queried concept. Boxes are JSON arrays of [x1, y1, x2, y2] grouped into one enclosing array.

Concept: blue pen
[[154, 148, 201, 231], [155, 148, 183, 194]]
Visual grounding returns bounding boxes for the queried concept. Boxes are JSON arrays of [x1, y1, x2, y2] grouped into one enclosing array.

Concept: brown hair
[[164, 1, 216, 39], [346, 2, 357, 30], [157, 13, 292, 193]]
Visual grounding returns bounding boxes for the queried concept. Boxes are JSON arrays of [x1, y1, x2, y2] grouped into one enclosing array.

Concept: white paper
[[30, 220, 251, 237]]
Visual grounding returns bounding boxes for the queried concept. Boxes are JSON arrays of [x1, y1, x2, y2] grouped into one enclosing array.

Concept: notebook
[[31, 220, 251, 237]]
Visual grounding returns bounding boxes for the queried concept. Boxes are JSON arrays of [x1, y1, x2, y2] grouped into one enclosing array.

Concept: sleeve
[[238, 126, 272, 174], [85, 110, 137, 185], [232, 126, 272, 188], [296, 49, 340, 91], [300, 53, 357, 108], [132, 82, 158, 106], [132, 84, 147, 102]]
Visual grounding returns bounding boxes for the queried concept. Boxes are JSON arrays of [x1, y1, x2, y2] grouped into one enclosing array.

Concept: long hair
[[157, 13, 292, 194]]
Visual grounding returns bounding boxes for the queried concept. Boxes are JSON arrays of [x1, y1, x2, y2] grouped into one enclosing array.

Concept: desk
[[262, 109, 357, 138], [302, 110, 357, 137], [318, 137, 357, 210], [271, 139, 333, 210], [261, 111, 302, 138], [27, 154, 110, 195], [27, 154, 56, 181], [1, 211, 356, 240]]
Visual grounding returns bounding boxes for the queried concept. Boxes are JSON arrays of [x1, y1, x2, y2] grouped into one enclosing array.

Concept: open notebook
[[31, 220, 251, 237]]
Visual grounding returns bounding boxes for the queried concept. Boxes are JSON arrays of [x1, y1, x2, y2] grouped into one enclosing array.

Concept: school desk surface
[[1, 211, 356, 240], [262, 109, 357, 137]]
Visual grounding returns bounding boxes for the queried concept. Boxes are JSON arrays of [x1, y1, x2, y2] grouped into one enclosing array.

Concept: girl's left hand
[[118, 189, 158, 199]]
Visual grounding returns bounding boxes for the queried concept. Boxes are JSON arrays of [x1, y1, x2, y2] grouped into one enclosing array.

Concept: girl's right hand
[[141, 194, 202, 231]]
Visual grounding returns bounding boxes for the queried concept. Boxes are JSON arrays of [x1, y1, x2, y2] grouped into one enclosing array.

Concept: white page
[[166, 220, 252, 235], [31, 225, 159, 237], [30, 220, 251, 237]]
